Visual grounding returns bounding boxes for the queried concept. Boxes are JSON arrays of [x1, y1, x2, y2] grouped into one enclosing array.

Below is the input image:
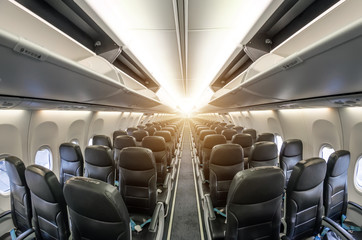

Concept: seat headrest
[[210, 144, 244, 166], [162, 127, 175, 136], [225, 124, 235, 129], [114, 135, 136, 150], [59, 143, 83, 162], [126, 127, 137, 135], [64, 177, 129, 222], [256, 133, 275, 142], [132, 130, 149, 141], [119, 147, 156, 171], [142, 136, 166, 151], [137, 125, 146, 130], [154, 125, 162, 131], [154, 131, 172, 142], [85, 146, 113, 166], [327, 150, 350, 177], [288, 157, 326, 191], [231, 133, 253, 147], [281, 139, 303, 157], [219, 123, 227, 127], [243, 129, 257, 138], [203, 134, 227, 149], [221, 129, 237, 140], [25, 165, 63, 203], [145, 123, 153, 127], [199, 130, 216, 141], [197, 127, 209, 135], [233, 126, 244, 133], [93, 135, 112, 148], [228, 166, 284, 204], [145, 127, 156, 134], [5, 156, 26, 186], [249, 142, 278, 161], [215, 126, 227, 134], [113, 130, 127, 140]]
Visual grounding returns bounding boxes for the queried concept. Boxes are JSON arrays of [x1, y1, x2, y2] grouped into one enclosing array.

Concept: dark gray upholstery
[[92, 135, 112, 149], [162, 127, 177, 151], [285, 158, 326, 240], [256, 133, 275, 143], [221, 129, 237, 142], [209, 144, 244, 207], [84, 145, 115, 184], [118, 147, 157, 215], [4, 156, 32, 233], [25, 165, 69, 240], [224, 166, 284, 239], [249, 141, 278, 168], [142, 136, 168, 183], [243, 129, 257, 143], [324, 150, 349, 221], [233, 126, 244, 134], [59, 143, 83, 188], [113, 130, 127, 144], [225, 124, 234, 129], [113, 135, 136, 170], [215, 126, 227, 134], [126, 127, 138, 136], [279, 139, 303, 187], [202, 134, 227, 181], [132, 130, 149, 147], [145, 126, 157, 136], [154, 130, 174, 165], [231, 133, 253, 169], [64, 177, 130, 240], [198, 130, 217, 159]]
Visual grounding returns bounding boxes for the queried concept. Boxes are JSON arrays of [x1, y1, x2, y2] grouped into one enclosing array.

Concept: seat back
[[215, 126, 226, 134], [132, 130, 149, 147], [154, 130, 173, 165], [221, 129, 237, 142], [64, 177, 130, 240], [126, 127, 137, 136], [25, 165, 69, 240], [225, 166, 284, 239], [243, 129, 257, 143], [113, 130, 127, 145], [324, 150, 350, 221], [113, 135, 136, 169], [279, 139, 303, 187], [231, 133, 253, 168], [119, 147, 157, 215], [249, 141, 278, 168], [256, 133, 275, 143], [285, 158, 326, 239], [209, 144, 244, 207], [225, 124, 234, 129], [4, 156, 32, 232], [92, 135, 112, 149], [142, 136, 168, 183], [84, 145, 115, 184], [59, 143, 83, 188], [198, 130, 216, 158], [202, 134, 227, 180], [233, 126, 244, 134], [145, 126, 157, 136]]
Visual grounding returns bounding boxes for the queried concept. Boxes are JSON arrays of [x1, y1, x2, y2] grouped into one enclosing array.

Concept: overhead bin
[[209, 19, 362, 108]]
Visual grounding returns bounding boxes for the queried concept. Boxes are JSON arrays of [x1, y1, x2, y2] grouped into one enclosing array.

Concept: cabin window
[[0, 160, 10, 195], [319, 144, 335, 161], [70, 139, 79, 145], [88, 137, 93, 146], [35, 146, 53, 170], [275, 134, 283, 154], [354, 156, 362, 192]]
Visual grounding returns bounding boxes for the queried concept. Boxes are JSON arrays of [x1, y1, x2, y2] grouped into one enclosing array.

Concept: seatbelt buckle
[[134, 225, 142, 232]]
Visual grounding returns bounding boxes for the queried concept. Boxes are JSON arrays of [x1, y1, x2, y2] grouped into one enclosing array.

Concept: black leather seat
[[233, 126, 244, 134], [279, 139, 303, 187], [285, 158, 326, 240], [231, 133, 253, 169], [145, 126, 156, 136], [202, 134, 227, 181], [243, 129, 257, 143], [209, 144, 244, 207], [137, 125, 146, 130], [162, 127, 177, 152], [92, 135, 112, 149], [154, 130, 174, 166], [63, 177, 130, 240], [84, 145, 115, 184], [215, 126, 227, 134], [205, 166, 284, 239], [142, 136, 168, 183], [256, 133, 275, 142], [132, 130, 149, 147], [221, 129, 237, 143], [113, 130, 127, 145], [198, 130, 216, 160], [4, 156, 32, 234], [25, 165, 70, 240], [248, 141, 279, 168], [126, 127, 138, 136], [113, 135, 137, 176], [59, 142, 83, 188]]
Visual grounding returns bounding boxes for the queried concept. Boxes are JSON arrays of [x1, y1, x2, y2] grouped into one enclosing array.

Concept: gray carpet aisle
[[169, 124, 202, 239]]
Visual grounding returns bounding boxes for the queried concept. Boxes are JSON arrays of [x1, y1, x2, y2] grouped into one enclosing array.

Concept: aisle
[[165, 123, 203, 239]]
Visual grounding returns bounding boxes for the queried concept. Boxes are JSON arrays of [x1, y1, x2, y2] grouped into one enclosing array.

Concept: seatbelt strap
[[130, 218, 152, 232], [213, 208, 226, 218], [341, 214, 362, 232], [10, 229, 16, 240]]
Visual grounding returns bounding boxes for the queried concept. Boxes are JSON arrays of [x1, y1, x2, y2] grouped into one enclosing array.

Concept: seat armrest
[[0, 210, 11, 219], [322, 217, 354, 240], [348, 201, 362, 213], [17, 228, 35, 240], [149, 202, 164, 233], [163, 173, 171, 189], [200, 170, 206, 183], [205, 194, 216, 220]]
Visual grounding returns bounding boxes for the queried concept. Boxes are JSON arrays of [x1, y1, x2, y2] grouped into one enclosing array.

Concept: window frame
[[274, 133, 283, 154], [354, 155, 362, 193], [34, 145, 53, 170], [0, 158, 10, 196], [319, 143, 335, 162]]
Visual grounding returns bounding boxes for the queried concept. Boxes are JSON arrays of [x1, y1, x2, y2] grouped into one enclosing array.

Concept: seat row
[[189, 120, 362, 240]]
